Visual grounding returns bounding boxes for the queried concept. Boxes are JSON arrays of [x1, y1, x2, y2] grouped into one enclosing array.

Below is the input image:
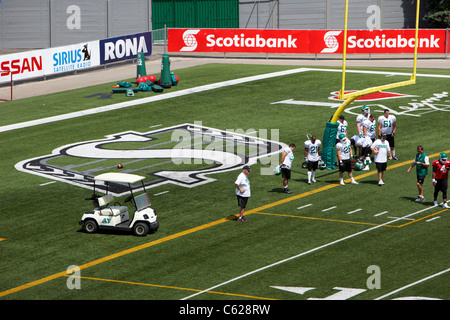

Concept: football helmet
[[273, 165, 282, 175], [338, 133, 347, 143], [318, 160, 327, 170], [439, 152, 448, 164], [361, 105, 370, 114], [354, 161, 364, 171]]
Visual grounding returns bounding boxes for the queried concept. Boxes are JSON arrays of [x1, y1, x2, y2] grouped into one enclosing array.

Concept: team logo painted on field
[[15, 123, 285, 195], [328, 90, 413, 101], [272, 91, 449, 117]]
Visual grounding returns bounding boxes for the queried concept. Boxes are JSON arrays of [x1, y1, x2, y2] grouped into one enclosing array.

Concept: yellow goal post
[[321, 0, 420, 169]]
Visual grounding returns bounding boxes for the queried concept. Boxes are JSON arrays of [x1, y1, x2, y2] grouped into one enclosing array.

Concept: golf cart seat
[[97, 194, 128, 216]]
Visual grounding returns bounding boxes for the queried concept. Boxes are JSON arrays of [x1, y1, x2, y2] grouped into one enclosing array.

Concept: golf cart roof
[[94, 173, 146, 184]]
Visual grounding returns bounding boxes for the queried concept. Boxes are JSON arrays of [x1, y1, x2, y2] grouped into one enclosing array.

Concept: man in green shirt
[[407, 145, 429, 202]]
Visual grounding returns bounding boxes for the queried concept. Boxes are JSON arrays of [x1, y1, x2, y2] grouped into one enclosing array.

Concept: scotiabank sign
[[168, 28, 447, 54]]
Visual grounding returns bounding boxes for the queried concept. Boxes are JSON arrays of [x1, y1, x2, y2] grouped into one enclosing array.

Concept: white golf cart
[[79, 172, 159, 236]]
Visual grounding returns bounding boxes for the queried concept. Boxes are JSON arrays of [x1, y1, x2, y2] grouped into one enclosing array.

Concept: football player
[[356, 105, 370, 135], [336, 134, 358, 186], [432, 152, 450, 208], [304, 135, 322, 185], [350, 134, 372, 170], [336, 115, 348, 142], [378, 109, 398, 160], [280, 143, 296, 194]]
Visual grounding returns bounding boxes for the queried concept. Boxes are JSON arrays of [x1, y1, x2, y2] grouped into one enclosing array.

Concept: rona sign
[[100, 31, 152, 64]]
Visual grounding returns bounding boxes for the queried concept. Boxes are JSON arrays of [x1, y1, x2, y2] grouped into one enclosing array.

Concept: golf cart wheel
[[133, 222, 149, 237], [83, 220, 98, 234]]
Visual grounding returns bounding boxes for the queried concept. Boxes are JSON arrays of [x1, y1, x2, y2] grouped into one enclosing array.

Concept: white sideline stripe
[[2, 68, 448, 134], [375, 267, 450, 300], [297, 204, 312, 210], [181, 205, 436, 300], [322, 206, 337, 212], [0, 68, 310, 133]]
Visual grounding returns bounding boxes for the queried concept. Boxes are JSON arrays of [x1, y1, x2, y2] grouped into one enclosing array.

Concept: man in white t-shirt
[[280, 143, 296, 193], [304, 136, 321, 185], [378, 109, 398, 160], [371, 134, 392, 186], [336, 134, 359, 186], [235, 165, 251, 222]]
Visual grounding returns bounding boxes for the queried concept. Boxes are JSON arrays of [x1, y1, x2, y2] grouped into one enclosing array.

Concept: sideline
[[1, 151, 447, 298], [2, 68, 449, 133]]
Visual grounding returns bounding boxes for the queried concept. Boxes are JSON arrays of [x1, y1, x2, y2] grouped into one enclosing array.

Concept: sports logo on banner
[[15, 123, 285, 195], [168, 28, 446, 54]]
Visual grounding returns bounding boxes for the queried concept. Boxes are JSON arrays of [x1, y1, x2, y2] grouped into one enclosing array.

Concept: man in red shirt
[[432, 152, 450, 208]]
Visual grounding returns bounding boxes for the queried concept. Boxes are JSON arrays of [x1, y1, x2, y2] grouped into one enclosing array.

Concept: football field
[[0, 63, 449, 305]]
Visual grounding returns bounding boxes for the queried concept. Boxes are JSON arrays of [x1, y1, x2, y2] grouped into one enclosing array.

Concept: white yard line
[[375, 267, 450, 300], [322, 206, 337, 212], [181, 206, 436, 300]]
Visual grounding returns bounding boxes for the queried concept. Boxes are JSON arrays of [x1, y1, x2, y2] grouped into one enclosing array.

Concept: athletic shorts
[[281, 167, 291, 180], [386, 134, 395, 148], [307, 160, 318, 171], [339, 159, 352, 172], [376, 162, 387, 172], [237, 195, 249, 208], [417, 175, 426, 184]]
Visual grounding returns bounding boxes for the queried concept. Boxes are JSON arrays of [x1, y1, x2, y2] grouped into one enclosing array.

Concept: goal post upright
[[322, 0, 420, 169], [331, 0, 420, 124], [338, 0, 349, 100]]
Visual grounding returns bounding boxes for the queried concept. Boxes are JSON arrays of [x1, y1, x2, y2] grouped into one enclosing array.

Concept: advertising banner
[[0, 31, 152, 84], [0, 50, 46, 83], [99, 31, 152, 64], [44, 40, 100, 75], [168, 28, 447, 55]]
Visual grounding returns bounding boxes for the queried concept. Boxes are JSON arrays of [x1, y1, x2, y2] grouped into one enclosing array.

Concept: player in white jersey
[[362, 114, 376, 141], [304, 136, 321, 185], [336, 134, 359, 185], [350, 134, 373, 171], [336, 115, 348, 141], [280, 143, 296, 193], [377, 109, 398, 160], [356, 105, 370, 134]]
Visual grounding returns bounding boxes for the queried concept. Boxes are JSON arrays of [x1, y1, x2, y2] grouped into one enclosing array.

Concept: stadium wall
[[0, 0, 431, 50]]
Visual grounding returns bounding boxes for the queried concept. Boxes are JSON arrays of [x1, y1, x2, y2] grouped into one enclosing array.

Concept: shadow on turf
[[76, 228, 157, 237], [399, 196, 435, 207]]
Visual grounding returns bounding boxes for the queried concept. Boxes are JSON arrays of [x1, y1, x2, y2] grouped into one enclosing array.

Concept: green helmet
[[354, 161, 364, 171], [338, 133, 347, 143], [318, 160, 327, 170], [439, 152, 448, 164], [361, 105, 370, 114]]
